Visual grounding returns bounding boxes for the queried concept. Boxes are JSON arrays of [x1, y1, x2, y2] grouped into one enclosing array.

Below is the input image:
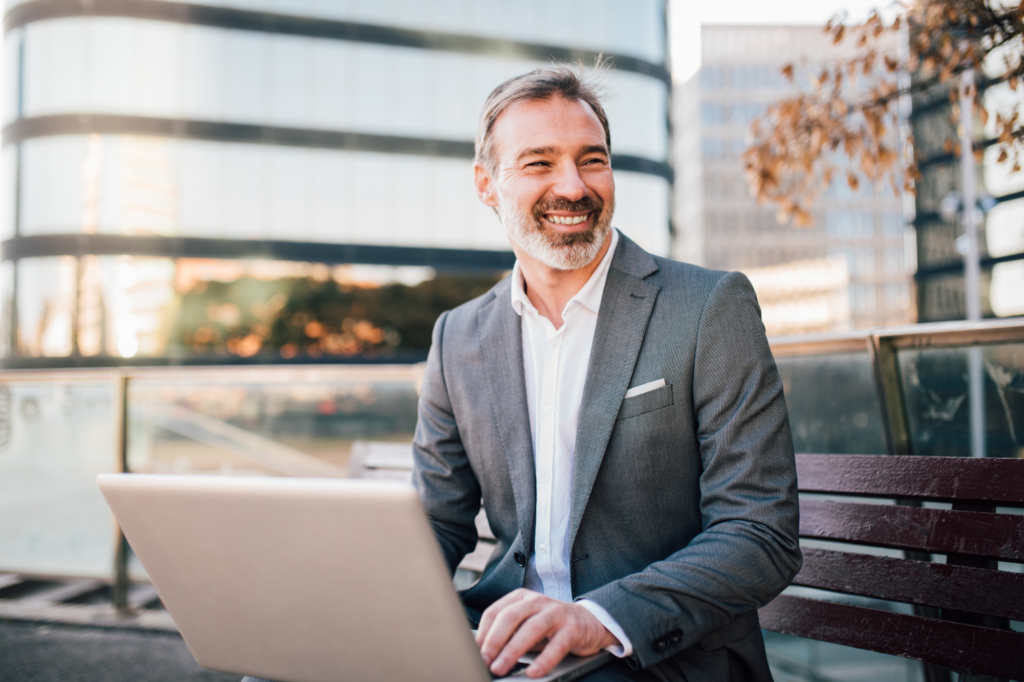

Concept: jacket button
[[668, 629, 682, 646], [652, 637, 667, 653], [514, 552, 526, 567]]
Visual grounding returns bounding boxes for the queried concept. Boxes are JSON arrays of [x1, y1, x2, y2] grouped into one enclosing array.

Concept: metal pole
[[959, 69, 987, 458], [959, 69, 981, 321], [112, 371, 130, 611]]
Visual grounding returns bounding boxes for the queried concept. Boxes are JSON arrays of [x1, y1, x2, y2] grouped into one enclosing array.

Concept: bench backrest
[[759, 454, 1024, 680]]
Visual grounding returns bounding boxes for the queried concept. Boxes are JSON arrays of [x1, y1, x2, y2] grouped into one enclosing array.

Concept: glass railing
[[768, 318, 1024, 682], [1, 318, 1022, 680], [0, 364, 423, 586]]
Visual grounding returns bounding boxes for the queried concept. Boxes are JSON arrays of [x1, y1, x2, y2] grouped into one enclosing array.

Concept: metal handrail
[[0, 363, 424, 383], [769, 317, 1024, 356]]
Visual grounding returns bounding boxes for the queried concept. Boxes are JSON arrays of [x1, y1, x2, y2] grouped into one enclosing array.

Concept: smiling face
[[474, 96, 615, 271]]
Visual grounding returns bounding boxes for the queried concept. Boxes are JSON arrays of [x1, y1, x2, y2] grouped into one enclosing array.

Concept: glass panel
[[21, 18, 668, 161], [0, 144, 16, 241], [13, 255, 501, 360], [126, 366, 422, 576], [765, 630, 925, 682], [776, 353, 888, 455], [0, 379, 116, 578], [14, 255, 177, 359], [901, 343, 1024, 458], [17, 135, 671, 253], [141, 0, 667, 64], [126, 368, 419, 478], [16, 256, 76, 357], [0, 261, 12, 358], [4, 27, 21, 123]]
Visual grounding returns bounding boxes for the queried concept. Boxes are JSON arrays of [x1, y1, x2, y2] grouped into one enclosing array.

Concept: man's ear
[[474, 162, 500, 209]]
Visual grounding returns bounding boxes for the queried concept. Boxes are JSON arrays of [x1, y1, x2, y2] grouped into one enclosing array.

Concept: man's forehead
[[491, 96, 607, 161]]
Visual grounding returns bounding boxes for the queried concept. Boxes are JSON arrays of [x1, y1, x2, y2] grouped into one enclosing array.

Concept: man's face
[[475, 96, 615, 271]]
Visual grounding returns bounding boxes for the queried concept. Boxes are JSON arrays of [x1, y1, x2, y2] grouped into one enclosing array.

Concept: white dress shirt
[[509, 229, 633, 658]]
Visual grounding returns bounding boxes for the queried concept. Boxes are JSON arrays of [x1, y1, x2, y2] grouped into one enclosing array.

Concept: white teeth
[[547, 213, 589, 225]]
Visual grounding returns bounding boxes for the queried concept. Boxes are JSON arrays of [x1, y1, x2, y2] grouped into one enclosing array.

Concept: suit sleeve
[[579, 271, 802, 670], [411, 310, 482, 574]]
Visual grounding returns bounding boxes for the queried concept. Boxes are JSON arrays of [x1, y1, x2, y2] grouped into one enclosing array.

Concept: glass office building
[[0, 0, 672, 365], [676, 26, 914, 336]]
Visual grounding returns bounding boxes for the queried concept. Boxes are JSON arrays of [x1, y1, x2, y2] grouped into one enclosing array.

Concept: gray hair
[[474, 61, 612, 173]]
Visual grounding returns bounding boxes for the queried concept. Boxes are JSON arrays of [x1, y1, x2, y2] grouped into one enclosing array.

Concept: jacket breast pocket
[[616, 384, 673, 421]]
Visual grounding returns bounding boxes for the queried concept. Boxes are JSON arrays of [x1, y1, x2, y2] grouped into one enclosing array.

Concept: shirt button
[[542, 472, 550, 482], [544, 405, 553, 413], [538, 544, 547, 553]]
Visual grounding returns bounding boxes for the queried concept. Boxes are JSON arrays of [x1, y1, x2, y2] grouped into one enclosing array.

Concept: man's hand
[[475, 589, 618, 678]]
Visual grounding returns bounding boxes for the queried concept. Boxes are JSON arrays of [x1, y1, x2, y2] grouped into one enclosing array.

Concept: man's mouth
[[544, 212, 591, 226]]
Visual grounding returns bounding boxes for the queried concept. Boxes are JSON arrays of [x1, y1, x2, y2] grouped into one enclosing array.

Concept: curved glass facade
[[1, 0, 671, 363]]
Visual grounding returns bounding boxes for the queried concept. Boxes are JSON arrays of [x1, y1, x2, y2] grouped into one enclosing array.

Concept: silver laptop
[[97, 474, 611, 682]]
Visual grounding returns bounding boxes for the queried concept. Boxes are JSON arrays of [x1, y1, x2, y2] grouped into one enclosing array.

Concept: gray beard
[[497, 194, 615, 271]]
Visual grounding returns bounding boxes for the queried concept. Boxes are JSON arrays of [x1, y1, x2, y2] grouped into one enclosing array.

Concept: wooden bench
[[760, 454, 1024, 680]]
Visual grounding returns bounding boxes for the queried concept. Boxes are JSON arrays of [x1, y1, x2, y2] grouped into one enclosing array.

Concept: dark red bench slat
[[793, 547, 1024, 621], [796, 454, 1024, 505], [759, 595, 1024, 679], [799, 499, 1024, 562]]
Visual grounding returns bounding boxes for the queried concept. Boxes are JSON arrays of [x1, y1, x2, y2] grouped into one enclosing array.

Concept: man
[[412, 64, 801, 682]]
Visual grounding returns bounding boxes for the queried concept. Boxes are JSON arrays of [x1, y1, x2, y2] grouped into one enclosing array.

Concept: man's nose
[[550, 163, 588, 202]]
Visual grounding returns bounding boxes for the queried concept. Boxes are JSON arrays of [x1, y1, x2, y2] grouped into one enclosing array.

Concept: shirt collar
[[510, 228, 619, 318]]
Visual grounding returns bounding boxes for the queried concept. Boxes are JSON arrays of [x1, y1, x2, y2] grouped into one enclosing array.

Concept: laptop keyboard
[[491, 660, 529, 678]]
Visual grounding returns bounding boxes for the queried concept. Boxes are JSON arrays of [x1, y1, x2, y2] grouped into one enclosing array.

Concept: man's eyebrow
[[514, 147, 557, 163], [513, 144, 609, 164], [579, 144, 610, 157]]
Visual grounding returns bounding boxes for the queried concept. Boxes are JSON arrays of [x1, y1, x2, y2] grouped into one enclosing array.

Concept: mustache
[[532, 195, 603, 219]]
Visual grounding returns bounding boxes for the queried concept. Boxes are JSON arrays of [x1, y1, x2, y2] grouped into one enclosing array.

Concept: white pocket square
[[624, 378, 666, 399]]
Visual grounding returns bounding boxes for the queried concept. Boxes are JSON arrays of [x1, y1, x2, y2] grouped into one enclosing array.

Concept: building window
[[729, 66, 786, 90], [700, 67, 724, 89], [700, 102, 726, 125], [826, 211, 875, 238], [881, 213, 904, 236], [701, 138, 727, 157], [730, 103, 765, 125], [852, 284, 877, 314], [884, 248, 904, 274]]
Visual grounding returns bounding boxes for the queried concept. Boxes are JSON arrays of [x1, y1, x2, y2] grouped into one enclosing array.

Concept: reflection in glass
[[0, 380, 116, 577], [765, 630, 924, 682], [901, 343, 1024, 457], [126, 371, 419, 478], [15, 255, 177, 358], [776, 353, 887, 455], [12, 255, 505, 360], [17, 135, 671, 254]]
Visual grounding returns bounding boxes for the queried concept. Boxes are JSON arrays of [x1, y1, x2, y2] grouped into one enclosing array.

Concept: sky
[[669, 0, 900, 81]]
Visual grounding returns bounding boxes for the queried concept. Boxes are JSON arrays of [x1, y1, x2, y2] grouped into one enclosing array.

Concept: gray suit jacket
[[412, 232, 801, 681]]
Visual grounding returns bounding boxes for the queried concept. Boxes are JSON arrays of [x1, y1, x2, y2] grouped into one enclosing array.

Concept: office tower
[[0, 0, 672, 364], [910, 58, 1024, 321], [675, 25, 913, 334]]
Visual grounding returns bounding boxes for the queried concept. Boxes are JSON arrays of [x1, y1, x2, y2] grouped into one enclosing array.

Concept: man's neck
[[514, 234, 613, 330]]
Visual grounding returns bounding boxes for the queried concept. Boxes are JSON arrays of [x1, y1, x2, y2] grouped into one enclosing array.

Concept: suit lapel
[[478, 283, 536, 554], [569, 240, 661, 552]]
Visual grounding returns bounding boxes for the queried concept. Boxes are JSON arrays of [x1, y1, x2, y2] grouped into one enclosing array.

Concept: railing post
[[867, 334, 912, 456], [868, 335, 955, 682], [112, 370, 130, 612]]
